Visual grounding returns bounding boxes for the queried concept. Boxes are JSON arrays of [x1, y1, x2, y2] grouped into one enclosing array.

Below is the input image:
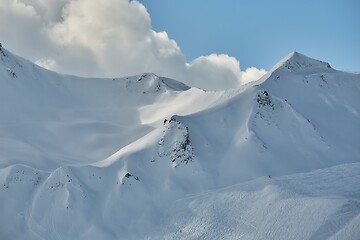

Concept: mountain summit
[[0, 47, 359, 239], [270, 51, 332, 73], [125, 72, 190, 93]]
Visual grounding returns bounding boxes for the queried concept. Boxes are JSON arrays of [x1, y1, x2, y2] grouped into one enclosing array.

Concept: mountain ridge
[[271, 51, 332, 72], [0, 46, 359, 239]]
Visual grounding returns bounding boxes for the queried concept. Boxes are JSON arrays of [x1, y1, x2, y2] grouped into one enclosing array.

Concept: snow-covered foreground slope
[[0, 46, 359, 239], [149, 163, 360, 240]]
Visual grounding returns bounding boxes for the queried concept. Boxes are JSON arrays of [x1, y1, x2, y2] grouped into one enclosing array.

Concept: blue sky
[[1, 0, 359, 90], [140, 0, 360, 71]]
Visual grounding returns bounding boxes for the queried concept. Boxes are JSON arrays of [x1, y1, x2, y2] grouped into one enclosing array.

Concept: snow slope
[[148, 163, 360, 240], [0, 46, 359, 239]]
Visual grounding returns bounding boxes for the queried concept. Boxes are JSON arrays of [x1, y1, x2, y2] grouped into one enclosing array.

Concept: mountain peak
[[270, 51, 332, 73], [125, 72, 190, 94]]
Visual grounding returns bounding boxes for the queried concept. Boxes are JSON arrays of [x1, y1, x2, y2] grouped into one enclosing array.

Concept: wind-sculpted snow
[[0, 46, 359, 239]]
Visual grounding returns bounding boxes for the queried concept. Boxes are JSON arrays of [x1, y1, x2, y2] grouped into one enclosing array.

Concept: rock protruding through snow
[[158, 118, 195, 167]]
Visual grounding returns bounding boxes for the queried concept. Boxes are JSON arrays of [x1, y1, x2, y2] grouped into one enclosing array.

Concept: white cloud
[[35, 58, 57, 70], [241, 67, 268, 85], [0, 0, 266, 90], [186, 54, 243, 90]]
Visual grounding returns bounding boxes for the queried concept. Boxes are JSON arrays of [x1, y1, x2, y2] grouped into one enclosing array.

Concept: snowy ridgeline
[[0, 46, 360, 239]]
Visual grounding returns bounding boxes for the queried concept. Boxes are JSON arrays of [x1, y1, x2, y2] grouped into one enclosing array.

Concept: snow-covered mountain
[[0, 46, 359, 239]]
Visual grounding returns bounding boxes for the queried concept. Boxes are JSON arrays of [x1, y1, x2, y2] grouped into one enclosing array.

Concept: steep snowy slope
[[0, 47, 223, 170], [0, 46, 359, 239], [261, 52, 360, 159], [171, 52, 360, 186]]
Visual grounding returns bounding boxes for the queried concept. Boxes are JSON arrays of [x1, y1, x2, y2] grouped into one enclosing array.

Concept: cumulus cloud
[[241, 67, 268, 85], [0, 0, 266, 90], [186, 54, 243, 90]]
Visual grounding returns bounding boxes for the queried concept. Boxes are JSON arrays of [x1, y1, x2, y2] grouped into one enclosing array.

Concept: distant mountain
[[1, 45, 359, 239]]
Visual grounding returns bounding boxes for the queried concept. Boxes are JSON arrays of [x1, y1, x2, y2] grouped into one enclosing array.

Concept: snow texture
[[0, 46, 359, 239]]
